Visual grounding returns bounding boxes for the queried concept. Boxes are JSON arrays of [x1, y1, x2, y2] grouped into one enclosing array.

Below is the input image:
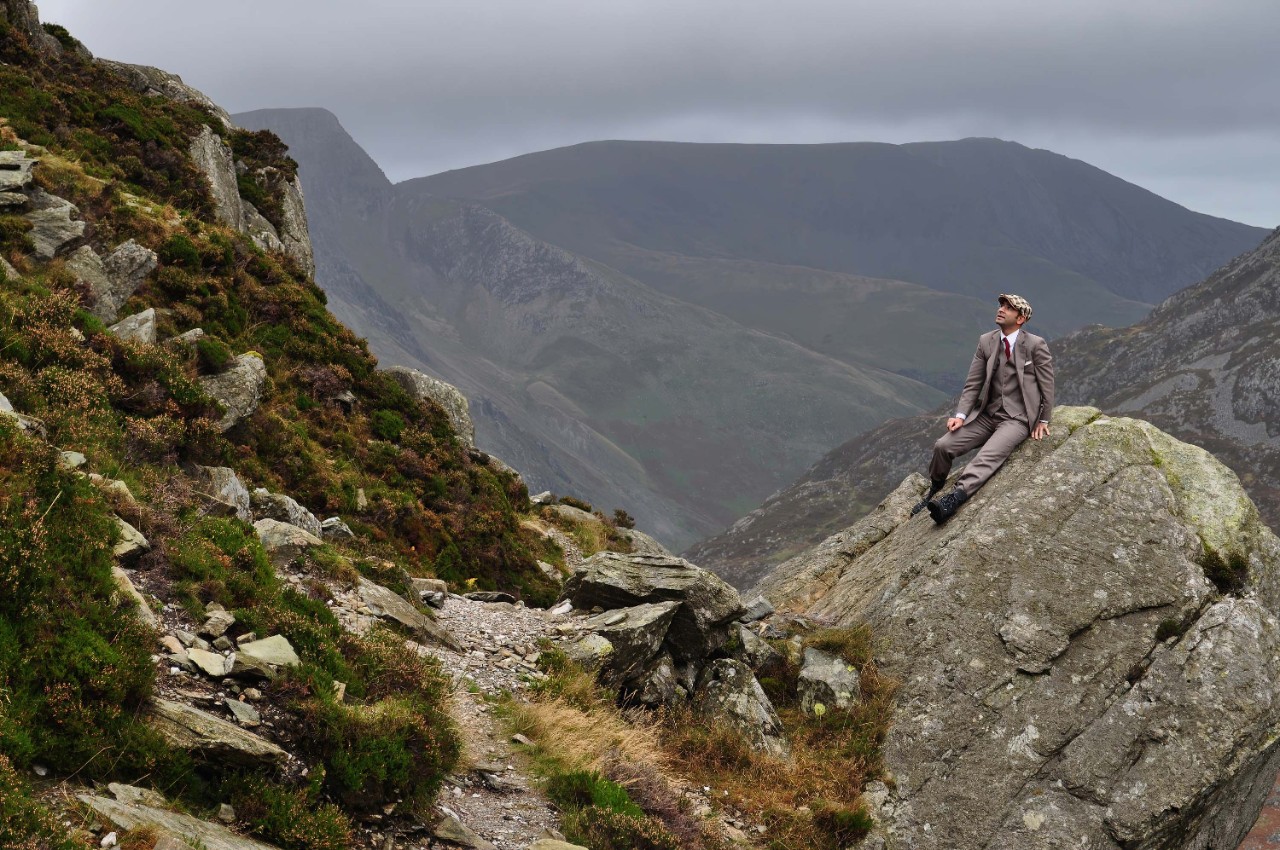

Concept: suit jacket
[[956, 329, 1055, 424]]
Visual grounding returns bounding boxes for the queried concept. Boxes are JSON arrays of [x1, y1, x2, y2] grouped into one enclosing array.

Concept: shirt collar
[[1002, 329, 1021, 350]]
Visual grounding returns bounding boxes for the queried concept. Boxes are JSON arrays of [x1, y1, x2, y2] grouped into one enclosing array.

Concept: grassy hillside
[[0, 15, 558, 845]]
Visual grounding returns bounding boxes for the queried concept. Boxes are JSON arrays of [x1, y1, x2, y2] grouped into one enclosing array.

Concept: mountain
[[235, 111, 1266, 552], [690, 228, 1280, 588], [414, 137, 1267, 340], [235, 108, 945, 549]]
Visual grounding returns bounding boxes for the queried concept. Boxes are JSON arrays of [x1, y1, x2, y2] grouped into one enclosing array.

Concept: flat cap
[[998, 293, 1032, 320]]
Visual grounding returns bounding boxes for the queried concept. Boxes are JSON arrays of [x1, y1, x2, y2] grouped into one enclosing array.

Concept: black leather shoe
[[927, 487, 969, 525], [911, 478, 947, 516]]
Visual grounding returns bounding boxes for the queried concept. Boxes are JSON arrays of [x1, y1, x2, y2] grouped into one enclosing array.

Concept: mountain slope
[[236, 108, 945, 548], [413, 137, 1267, 334], [690, 228, 1280, 587]]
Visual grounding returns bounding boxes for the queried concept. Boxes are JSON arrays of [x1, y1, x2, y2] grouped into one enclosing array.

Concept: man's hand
[[1032, 422, 1050, 440], [947, 417, 965, 432]]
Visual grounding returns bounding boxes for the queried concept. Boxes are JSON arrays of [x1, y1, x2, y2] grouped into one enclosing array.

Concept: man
[[914, 293, 1055, 524]]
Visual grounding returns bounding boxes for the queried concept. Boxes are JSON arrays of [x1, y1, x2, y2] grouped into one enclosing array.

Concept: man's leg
[[929, 413, 998, 483], [953, 418, 1031, 496]]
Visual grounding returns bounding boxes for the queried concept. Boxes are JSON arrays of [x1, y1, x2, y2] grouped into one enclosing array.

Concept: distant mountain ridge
[[236, 108, 1266, 553]]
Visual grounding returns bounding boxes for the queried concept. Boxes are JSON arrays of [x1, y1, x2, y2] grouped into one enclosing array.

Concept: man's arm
[[952, 337, 989, 426], [1030, 337, 1054, 439]]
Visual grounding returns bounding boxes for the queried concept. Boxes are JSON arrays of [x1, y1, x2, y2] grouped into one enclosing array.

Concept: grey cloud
[[34, 0, 1280, 224]]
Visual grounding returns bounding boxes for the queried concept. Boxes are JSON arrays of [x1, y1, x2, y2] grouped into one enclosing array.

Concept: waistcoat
[[985, 351, 1027, 422]]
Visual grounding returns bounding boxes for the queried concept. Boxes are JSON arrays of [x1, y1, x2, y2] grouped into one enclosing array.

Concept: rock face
[[760, 406, 1280, 849], [253, 518, 322, 567], [561, 553, 745, 661], [24, 187, 84, 258], [692, 659, 788, 759], [189, 465, 252, 522], [189, 126, 244, 232], [99, 61, 234, 128], [107, 308, 157, 344], [250, 488, 321, 537], [384, 366, 475, 447], [200, 353, 267, 431]]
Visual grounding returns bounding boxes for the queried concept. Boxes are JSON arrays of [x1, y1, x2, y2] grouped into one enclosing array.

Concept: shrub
[[370, 408, 406, 443], [811, 802, 875, 849], [159, 233, 201, 270], [0, 755, 80, 850], [561, 807, 682, 850], [195, 335, 232, 373], [612, 508, 636, 529], [232, 776, 352, 850], [1201, 548, 1248, 594], [547, 771, 645, 818], [559, 495, 594, 512]]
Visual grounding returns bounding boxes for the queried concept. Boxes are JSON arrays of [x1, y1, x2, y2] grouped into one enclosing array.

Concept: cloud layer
[[36, 0, 1280, 225]]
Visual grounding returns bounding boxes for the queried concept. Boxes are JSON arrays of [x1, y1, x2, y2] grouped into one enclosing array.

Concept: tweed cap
[[998, 293, 1033, 320]]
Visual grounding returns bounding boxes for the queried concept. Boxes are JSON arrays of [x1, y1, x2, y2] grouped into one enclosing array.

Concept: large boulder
[[357, 577, 461, 650], [69, 240, 158, 323], [23, 188, 83, 258], [79, 792, 279, 850], [250, 488, 322, 538], [253, 518, 322, 567], [763, 407, 1280, 849], [796, 647, 860, 715], [107, 308, 157, 344], [579, 601, 680, 688], [561, 553, 745, 661], [200, 353, 267, 431], [384, 365, 475, 447], [692, 659, 788, 759]]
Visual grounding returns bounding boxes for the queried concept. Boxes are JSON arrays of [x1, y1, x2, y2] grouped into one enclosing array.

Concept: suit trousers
[[930, 412, 1031, 496]]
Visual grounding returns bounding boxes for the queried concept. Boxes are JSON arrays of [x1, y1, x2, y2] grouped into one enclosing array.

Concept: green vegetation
[[1202, 548, 1248, 595], [0, 754, 81, 849], [0, 15, 548, 840]]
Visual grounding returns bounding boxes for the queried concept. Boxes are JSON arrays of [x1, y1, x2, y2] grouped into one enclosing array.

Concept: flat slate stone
[[149, 698, 287, 767], [78, 793, 281, 850], [359, 577, 461, 650], [236, 635, 300, 668]]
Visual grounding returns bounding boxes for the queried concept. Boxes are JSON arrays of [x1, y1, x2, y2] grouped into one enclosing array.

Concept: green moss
[[1201, 548, 1248, 595], [195, 335, 232, 373], [159, 233, 202, 270]]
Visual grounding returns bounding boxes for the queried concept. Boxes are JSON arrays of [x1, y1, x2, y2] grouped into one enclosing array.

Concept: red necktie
[[1003, 338, 1011, 361]]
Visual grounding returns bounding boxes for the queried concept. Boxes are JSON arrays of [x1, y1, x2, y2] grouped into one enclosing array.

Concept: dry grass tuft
[[508, 696, 669, 776]]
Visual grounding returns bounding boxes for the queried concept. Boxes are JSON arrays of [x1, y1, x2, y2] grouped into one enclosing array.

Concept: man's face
[[996, 302, 1027, 330]]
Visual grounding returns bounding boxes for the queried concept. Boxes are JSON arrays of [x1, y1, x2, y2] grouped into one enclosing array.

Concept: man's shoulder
[[1023, 331, 1050, 348]]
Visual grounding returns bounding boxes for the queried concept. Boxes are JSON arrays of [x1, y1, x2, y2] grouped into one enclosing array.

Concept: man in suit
[[915, 293, 1055, 524]]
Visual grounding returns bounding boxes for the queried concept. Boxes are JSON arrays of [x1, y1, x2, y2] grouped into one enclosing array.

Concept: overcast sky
[[36, 0, 1280, 226]]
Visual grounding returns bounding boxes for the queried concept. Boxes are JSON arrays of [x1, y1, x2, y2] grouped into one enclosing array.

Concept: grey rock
[[629, 651, 678, 707], [98, 61, 233, 128], [189, 466, 251, 522], [242, 200, 285, 255], [100, 240, 158, 321], [79, 793, 279, 850], [544, 503, 594, 525], [58, 450, 86, 469], [275, 173, 315, 277], [236, 635, 301, 668], [0, 389, 10, 413], [111, 567, 158, 628], [0, 191, 26, 208], [0, 150, 35, 192], [0, 408, 46, 436], [200, 353, 267, 432], [253, 518, 323, 567], [528, 841, 589, 850], [107, 308, 157, 344], [0, 257, 19, 282], [797, 647, 861, 714], [320, 516, 355, 540], [618, 527, 672, 557], [563, 633, 614, 672], [113, 517, 150, 564], [384, 365, 475, 447], [107, 783, 168, 808], [562, 553, 745, 661], [224, 699, 261, 727], [434, 815, 498, 850], [64, 246, 112, 319], [739, 595, 775, 624], [187, 647, 229, 678], [358, 577, 461, 650], [250, 488, 322, 538], [216, 803, 236, 824], [729, 624, 783, 673], [171, 327, 206, 345], [189, 126, 243, 231], [692, 659, 788, 758], [464, 591, 517, 604], [769, 408, 1280, 849], [530, 491, 555, 505], [581, 601, 680, 688], [200, 606, 236, 639], [412, 577, 449, 597], [149, 698, 288, 766], [23, 189, 84, 258]]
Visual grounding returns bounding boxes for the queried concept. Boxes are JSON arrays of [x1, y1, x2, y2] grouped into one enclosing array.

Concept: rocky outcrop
[[189, 126, 244, 232], [384, 365, 475, 446], [200, 353, 267, 431], [98, 61, 233, 129], [0, 1, 65, 57], [357, 577, 461, 650], [67, 240, 158, 324], [692, 659, 788, 759], [561, 553, 745, 661], [761, 406, 1280, 849], [79, 791, 280, 850], [250, 487, 321, 538], [23, 187, 83, 258]]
